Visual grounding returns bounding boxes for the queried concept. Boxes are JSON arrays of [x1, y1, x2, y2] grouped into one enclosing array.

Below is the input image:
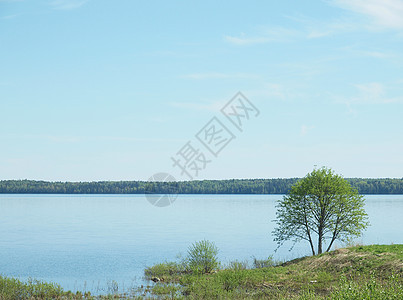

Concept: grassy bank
[[1, 244, 401, 299], [143, 244, 403, 299]]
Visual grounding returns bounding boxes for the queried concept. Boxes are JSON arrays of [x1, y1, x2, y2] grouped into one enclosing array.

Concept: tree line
[[0, 178, 402, 194]]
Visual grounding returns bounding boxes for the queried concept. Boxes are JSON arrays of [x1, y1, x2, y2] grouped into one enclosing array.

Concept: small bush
[[227, 260, 250, 270], [253, 255, 277, 268], [144, 261, 187, 279], [187, 240, 219, 274]]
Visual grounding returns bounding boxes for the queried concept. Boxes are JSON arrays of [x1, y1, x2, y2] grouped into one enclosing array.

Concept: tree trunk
[[326, 238, 336, 253], [309, 238, 316, 256], [305, 218, 315, 255], [326, 227, 339, 252], [317, 229, 323, 254]]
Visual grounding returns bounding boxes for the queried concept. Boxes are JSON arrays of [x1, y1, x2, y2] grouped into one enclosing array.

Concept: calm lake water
[[0, 194, 402, 294]]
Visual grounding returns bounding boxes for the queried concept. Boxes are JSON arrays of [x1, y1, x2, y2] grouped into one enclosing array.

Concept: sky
[[1, 0, 403, 181]]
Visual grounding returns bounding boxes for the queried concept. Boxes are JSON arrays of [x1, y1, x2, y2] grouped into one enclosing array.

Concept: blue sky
[[1, 0, 402, 181]]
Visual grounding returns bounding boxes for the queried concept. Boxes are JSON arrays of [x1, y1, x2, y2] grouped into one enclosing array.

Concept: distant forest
[[0, 178, 402, 194]]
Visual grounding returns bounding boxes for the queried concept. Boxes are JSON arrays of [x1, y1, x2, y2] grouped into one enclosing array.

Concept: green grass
[[0, 276, 140, 299], [144, 261, 188, 282], [0, 276, 65, 299], [142, 244, 403, 299], [350, 244, 403, 259], [1, 244, 401, 299]]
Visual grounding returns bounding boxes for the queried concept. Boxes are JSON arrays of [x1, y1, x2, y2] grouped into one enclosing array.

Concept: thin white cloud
[[284, 13, 360, 38], [300, 125, 315, 136], [0, 0, 24, 19], [332, 82, 403, 114], [183, 72, 259, 80], [338, 44, 394, 59], [224, 35, 270, 46], [245, 83, 290, 100], [361, 51, 390, 58], [333, 0, 403, 29], [146, 116, 167, 123], [226, 8, 393, 47], [0, 14, 20, 19], [307, 30, 332, 39], [11, 134, 82, 143], [170, 100, 226, 112], [50, 0, 89, 10], [224, 27, 300, 45], [93, 136, 183, 143], [344, 101, 357, 115], [4, 134, 181, 143], [338, 82, 403, 105], [354, 82, 392, 103]]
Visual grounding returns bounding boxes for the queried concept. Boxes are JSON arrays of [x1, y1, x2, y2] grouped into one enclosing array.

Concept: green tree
[[273, 167, 369, 255]]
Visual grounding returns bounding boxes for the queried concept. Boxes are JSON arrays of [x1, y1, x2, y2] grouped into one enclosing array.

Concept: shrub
[[252, 255, 277, 268], [227, 260, 250, 270], [144, 261, 187, 278], [0, 276, 65, 299], [187, 240, 219, 274]]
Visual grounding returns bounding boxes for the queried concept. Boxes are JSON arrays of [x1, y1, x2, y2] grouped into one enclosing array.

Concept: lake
[[0, 194, 402, 295]]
